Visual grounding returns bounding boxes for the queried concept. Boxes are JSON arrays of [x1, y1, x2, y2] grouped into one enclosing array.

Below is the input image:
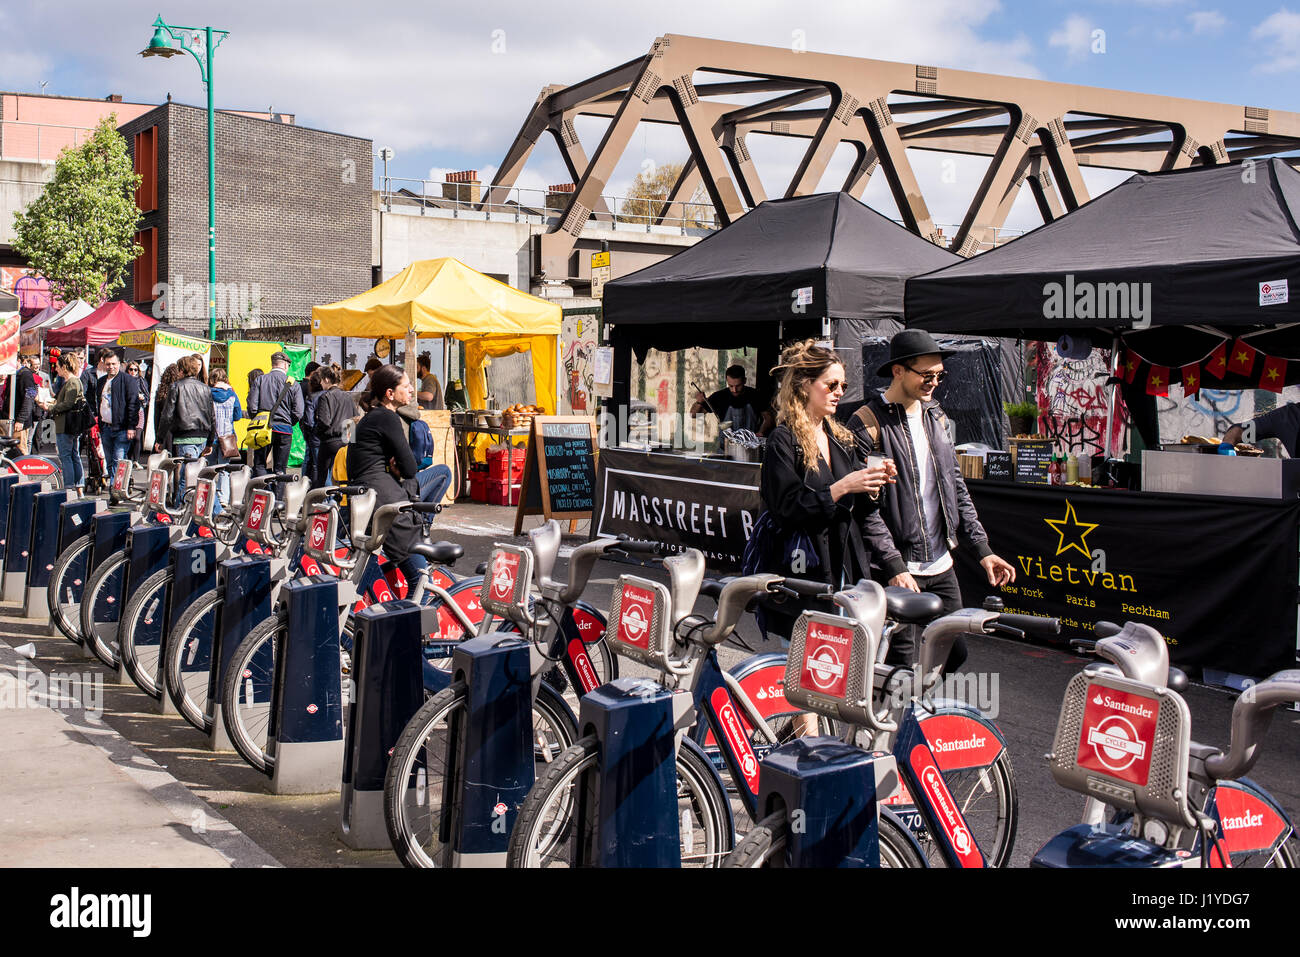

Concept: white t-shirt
[[905, 405, 952, 577]]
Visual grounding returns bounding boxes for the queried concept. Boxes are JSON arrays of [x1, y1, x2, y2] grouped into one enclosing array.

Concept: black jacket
[[313, 388, 356, 441], [850, 392, 993, 580], [346, 406, 420, 564], [158, 376, 215, 449], [93, 371, 142, 432], [249, 368, 305, 433], [759, 421, 877, 587]]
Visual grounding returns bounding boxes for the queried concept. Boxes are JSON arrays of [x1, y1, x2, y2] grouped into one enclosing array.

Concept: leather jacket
[[851, 392, 992, 580], [158, 375, 215, 449]]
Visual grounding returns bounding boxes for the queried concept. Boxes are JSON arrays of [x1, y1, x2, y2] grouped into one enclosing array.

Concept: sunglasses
[[906, 366, 947, 385], [821, 379, 846, 393]]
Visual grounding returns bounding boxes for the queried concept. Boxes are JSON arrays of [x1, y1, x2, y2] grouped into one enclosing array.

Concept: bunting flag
[[1227, 338, 1258, 377], [1259, 354, 1287, 393], [1120, 350, 1140, 384], [1205, 341, 1228, 379], [1145, 364, 1170, 397], [1181, 363, 1201, 399]]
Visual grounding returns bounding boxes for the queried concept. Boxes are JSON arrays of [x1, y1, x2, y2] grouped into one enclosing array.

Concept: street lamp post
[[141, 15, 228, 341]]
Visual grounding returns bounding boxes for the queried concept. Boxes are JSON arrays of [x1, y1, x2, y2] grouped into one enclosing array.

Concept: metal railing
[[376, 174, 1024, 249], [0, 120, 98, 163]]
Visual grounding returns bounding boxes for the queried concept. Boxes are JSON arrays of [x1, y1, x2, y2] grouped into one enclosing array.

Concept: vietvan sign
[[1043, 274, 1152, 330]]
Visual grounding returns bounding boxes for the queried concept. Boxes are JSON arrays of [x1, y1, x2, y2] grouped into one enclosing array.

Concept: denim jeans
[[172, 443, 203, 501], [56, 432, 84, 489], [102, 426, 131, 478], [416, 465, 452, 507]]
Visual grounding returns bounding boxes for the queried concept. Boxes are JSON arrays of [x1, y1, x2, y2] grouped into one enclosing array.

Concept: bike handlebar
[[248, 472, 299, 489], [1205, 669, 1300, 781], [612, 537, 667, 556], [992, 613, 1061, 637], [775, 577, 835, 599]]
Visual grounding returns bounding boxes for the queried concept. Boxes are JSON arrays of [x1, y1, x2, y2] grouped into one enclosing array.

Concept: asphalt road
[[7, 510, 1299, 868]]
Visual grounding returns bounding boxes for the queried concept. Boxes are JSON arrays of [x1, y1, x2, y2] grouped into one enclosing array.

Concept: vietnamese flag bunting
[[1259, 354, 1286, 393], [1205, 341, 1228, 379], [1120, 349, 1140, 384], [1227, 338, 1257, 377], [1145, 365, 1170, 396], [1181, 363, 1201, 399]]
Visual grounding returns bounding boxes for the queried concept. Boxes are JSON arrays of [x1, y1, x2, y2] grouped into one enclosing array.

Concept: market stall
[[45, 299, 157, 348], [312, 258, 561, 501], [906, 158, 1300, 678], [597, 192, 980, 568], [117, 326, 215, 450]]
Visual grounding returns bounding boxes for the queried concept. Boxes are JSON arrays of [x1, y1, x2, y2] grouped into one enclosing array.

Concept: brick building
[[117, 102, 372, 337]]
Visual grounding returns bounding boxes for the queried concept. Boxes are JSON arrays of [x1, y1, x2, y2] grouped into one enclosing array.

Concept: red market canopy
[[45, 300, 158, 348]]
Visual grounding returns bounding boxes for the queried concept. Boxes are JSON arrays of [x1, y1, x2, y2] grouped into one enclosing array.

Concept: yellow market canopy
[[311, 258, 561, 339], [312, 257, 561, 414]]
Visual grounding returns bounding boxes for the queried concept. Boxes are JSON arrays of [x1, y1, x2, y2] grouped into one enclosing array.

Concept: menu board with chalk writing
[[1013, 439, 1055, 485], [515, 416, 599, 533]]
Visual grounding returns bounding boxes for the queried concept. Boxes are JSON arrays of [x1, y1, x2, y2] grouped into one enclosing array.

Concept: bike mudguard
[[560, 599, 610, 695], [895, 706, 986, 868], [696, 652, 790, 749], [917, 699, 1008, 772], [6, 455, 60, 482], [1203, 778, 1295, 867]]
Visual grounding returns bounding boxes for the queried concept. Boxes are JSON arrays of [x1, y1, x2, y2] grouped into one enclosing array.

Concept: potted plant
[[1004, 399, 1040, 437]]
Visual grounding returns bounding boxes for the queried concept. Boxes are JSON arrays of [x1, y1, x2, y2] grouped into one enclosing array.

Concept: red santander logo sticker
[[247, 494, 268, 530], [310, 514, 328, 549], [1212, 785, 1286, 862], [711, 687, 760, 794], [567, 639, 600, 693], [919, 713, 1003, 771], [194, 482, 210, 515], [799, 620, 852, 698], [1076, 684, 1159, 786], [149, 472, 164, 505], [617, 582, 654, 649], [114, 461, 130, 491], [910, 744, 984, 867], [490, 551, 519, 601]]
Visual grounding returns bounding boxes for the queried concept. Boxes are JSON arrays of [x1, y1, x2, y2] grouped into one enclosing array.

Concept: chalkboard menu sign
[[514, 416, 599, 533], [984, 451, 1013, 481], [1013, 439, 1055, 485]]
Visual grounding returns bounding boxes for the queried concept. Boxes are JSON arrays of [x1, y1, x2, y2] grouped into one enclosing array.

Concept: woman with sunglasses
[[756, 339, 893, 644], [124, 361, 148, 463]]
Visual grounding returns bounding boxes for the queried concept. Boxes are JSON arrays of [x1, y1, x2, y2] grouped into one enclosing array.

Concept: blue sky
[[3, 0, 1297, 231]]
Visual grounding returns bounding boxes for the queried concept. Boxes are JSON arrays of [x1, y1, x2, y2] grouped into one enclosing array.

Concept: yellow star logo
[[1236, 351, 1250, 364], [1185, 373, 1198, 388], [1125, 359, 1136, 373], [1267, 366, 1280, 381], [1150, 374, 1163, 387], [1044, 500, 1099, 561]]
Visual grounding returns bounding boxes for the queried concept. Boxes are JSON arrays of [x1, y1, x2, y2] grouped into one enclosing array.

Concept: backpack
[[408, 418, 434, 469]]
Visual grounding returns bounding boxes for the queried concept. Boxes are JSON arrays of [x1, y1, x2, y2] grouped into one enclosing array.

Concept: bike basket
[[146, 469, 168, 510], [784, 610, 875, 725], [479, 544, 533, 621], [1047, 671, 1193, 828], [605, 575, 674, 672], [242, 489, 277, 546], [111, 460, 132, 498], [302, 507, 339, 566], [192, 478, 216, 523]]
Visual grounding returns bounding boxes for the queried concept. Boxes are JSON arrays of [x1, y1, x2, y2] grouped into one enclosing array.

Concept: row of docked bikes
[[15, 449, 1300, 868]]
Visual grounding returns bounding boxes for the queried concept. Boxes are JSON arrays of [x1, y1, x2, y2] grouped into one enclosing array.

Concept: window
[[134, 228, 157, 302], [134, 126, 157, 212]]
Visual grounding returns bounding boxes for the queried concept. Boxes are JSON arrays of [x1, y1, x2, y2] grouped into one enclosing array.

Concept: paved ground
[[2, 499, 1298, 868]]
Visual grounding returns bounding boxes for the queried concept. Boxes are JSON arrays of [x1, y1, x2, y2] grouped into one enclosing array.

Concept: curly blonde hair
[[773, 339, 854, 471]]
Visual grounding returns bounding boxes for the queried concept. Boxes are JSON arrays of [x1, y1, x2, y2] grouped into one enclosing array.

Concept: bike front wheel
[[117, 568, 172, 699], [220, 613, 284, 774], [79, 551, 128, 669], [48, 535, 92, 643], [163, 589, 223, 733], [723, 806, 926, 868], [507, 736, 733, 868], [384, 681, 576, 868]]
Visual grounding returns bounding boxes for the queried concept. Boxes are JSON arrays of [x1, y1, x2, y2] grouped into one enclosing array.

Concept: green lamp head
[[140, 17, 181, 58]]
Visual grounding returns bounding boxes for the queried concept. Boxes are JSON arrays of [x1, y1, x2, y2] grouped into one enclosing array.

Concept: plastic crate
[[487, 446, 528, 482], [469, 468, 489, 503], [486, 478, 521, 507]]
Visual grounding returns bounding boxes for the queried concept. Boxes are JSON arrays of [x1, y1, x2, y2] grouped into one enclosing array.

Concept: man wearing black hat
[[851, 330, 1016, 672], [248, 351, 304, 475]]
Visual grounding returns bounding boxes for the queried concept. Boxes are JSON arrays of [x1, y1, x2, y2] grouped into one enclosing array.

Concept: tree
[[12, 115, 143, 304], [618, 161, 713, 227]]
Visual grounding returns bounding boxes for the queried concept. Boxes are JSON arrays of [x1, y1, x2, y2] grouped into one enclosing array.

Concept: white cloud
[[1049, 14, 1098, 62], [1251, 8, 1300, 72], [1188, 10, 1227, 34]]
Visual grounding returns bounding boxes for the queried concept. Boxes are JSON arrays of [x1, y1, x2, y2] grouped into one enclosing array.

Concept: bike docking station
[[3, 478, 45, 603], [153, 479, 220, 715], [23, 488, 70, 620], [756, 584, 900, 867], [437, 544, 542, 867], [0, 471, 18, 579], [341, 599, 427, 850], [207, 553, 272, 752], [266, 575, 345, 794], [83, 509, 132, 659], [116, 472, 179, 687], [52, 495, 102, 633]]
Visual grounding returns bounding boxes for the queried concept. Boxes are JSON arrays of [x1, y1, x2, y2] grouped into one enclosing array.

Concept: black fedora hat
[[874, 329, 952, 378]]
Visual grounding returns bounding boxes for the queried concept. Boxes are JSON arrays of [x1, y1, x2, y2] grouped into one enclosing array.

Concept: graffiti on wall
[[1157, 385, 1300, 442], [1033, 342, 1126, 456], [560, 314, 596, 414]]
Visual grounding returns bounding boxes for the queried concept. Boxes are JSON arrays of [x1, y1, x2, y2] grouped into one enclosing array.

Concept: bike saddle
[[0, 436, 19, 449], [884, 586, 943, 623], [411, 541, 463, 565]]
